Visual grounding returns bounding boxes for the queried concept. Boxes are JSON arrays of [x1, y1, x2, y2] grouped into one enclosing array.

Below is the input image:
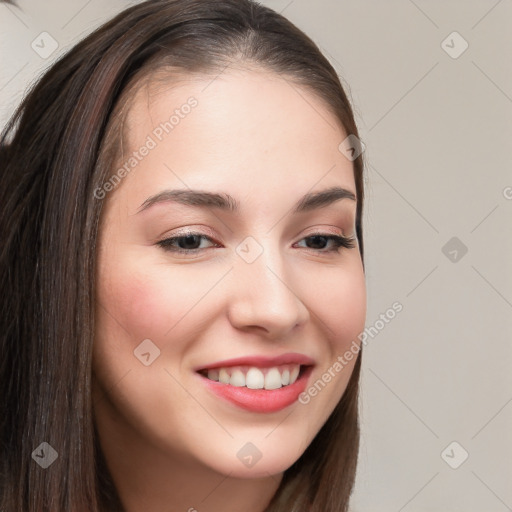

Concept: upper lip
[[195, 352, 315, 371]]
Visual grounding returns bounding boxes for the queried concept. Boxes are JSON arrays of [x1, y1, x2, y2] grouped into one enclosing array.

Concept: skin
[[92, 65, 367, 512]]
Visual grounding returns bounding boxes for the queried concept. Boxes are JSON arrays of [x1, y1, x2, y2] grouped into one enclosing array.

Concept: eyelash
[[156, 231, 356, 255]]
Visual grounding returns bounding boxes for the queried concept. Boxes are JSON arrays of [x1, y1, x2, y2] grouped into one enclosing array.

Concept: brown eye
[[295, 234, 356, 253], [157, 233, 218, 254], [157, 231, 356, 257]]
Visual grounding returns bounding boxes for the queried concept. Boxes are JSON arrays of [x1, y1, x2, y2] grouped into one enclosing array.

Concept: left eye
[[156, 232, 356, 255], [295, 233, 356, 252]]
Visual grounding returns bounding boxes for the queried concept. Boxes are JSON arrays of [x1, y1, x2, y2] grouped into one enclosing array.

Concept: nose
[[226, 245, 309, 340]]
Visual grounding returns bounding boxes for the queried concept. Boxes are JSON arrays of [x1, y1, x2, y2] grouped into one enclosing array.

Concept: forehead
[[108, 66, 356, 210]]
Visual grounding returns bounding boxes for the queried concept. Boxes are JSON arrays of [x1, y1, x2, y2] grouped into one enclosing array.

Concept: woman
[[0, 1, 367, 510]]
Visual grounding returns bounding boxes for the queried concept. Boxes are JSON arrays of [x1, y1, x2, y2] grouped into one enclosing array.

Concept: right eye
[[156, 232, 219, 254]]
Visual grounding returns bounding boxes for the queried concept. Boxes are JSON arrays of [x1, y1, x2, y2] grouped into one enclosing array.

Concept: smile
[[199, 364, 302, 390], [195, 353, 315, 413]]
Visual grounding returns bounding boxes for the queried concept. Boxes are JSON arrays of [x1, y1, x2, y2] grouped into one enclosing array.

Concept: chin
[[209, 456, 297, 480], [194, 437, 308, 479]]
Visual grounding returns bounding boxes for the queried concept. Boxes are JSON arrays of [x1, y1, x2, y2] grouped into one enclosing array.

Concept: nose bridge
[[227, 234, 308, 336]]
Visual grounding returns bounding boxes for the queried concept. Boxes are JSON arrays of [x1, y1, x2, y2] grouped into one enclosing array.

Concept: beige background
[[1, 1, 511, 511]]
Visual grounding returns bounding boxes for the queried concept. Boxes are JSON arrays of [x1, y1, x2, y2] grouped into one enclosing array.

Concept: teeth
[[290, 366, 300, 384], [203, 364, 303, 389], [264, 368, 282, 390], [207, 369, 219, 381], [230, 369, 246, 387], [219, 368, 230, 384], [245, 368, 265, 389]]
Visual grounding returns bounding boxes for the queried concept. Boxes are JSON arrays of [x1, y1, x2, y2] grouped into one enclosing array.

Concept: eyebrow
[[137, 185, 356, 215]]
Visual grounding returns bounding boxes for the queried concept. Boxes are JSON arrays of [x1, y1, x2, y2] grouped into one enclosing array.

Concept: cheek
[[338, 278, 366, 346], [92, 266, 167, 388], [97, 252, 192, 339], [302, 269, 364, 417], [300, 259, 365, 414], [309, 260, 366, 351], [97, 269, 168, 342], [94, 254, 222, 360]]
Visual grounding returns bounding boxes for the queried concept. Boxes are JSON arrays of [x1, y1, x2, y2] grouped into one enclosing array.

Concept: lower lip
[[198, 366, 313, 413]]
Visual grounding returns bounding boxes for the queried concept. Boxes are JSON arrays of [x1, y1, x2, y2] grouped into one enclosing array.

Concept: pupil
[[181, 235, 200, 249], [308, 235, 327, 249]]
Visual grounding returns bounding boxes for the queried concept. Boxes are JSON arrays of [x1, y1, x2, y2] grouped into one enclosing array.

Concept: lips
[[195, 352, 315, 372]]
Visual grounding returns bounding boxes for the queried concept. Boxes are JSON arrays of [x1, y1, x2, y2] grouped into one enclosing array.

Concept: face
[[92, 67, 366, 479]]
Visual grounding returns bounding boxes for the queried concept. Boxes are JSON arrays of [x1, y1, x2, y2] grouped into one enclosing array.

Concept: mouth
[[194, 353, 315, 413], [197, 364, 308, 390]]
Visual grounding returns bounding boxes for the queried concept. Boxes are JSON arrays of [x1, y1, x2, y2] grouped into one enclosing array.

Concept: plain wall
[[1, 1, 511, 511]]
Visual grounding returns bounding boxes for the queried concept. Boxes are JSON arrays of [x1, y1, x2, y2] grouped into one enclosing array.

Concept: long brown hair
[[0, 1, 365, 510]]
